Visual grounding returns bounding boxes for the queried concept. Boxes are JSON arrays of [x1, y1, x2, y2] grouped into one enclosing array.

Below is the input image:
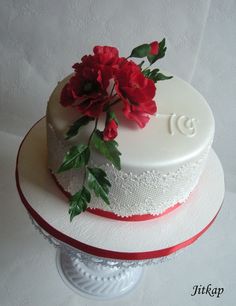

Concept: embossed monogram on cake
[[158, 113, 198, 137], [169, 113, 198, 137]]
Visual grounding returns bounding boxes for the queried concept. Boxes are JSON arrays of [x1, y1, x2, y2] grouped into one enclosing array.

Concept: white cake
[[46, 74, 214, 217]]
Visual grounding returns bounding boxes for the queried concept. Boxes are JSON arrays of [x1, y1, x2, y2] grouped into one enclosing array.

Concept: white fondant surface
[[17, 119, 224, 254], [47, 74, 215, 170]]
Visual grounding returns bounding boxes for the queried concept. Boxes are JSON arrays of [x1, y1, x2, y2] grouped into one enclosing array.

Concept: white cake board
[[16, 118, 224, 261]]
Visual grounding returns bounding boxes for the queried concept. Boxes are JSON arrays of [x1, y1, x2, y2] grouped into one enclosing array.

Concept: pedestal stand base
[[56, 249, 143, 299]]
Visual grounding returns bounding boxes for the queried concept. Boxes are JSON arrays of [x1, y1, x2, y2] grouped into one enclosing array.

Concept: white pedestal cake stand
[[15, 118, 224, 299]]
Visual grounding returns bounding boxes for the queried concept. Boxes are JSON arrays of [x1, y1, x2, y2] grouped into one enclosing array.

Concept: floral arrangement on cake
[[58, 39, 172, 221]]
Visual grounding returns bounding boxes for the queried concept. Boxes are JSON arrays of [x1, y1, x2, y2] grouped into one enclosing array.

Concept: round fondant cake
[[46, 74, 214, 217]]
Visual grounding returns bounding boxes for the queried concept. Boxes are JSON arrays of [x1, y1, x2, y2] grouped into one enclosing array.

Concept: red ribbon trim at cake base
[[50, 171, 181, 221], [86, 205, 180, 221], [15, 117, 222, 260]]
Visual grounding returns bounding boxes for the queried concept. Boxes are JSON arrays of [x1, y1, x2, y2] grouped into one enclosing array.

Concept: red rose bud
[[150, 41, 159, 55], [103, 119, 118, 141]]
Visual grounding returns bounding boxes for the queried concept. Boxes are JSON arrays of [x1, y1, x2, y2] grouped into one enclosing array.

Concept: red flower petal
[[122, 98, 150, 128]]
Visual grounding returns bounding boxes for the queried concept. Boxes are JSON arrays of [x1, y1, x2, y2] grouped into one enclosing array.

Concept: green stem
[[82, 118, 98, 185], [142, 64, 152, 72], [88, 118, 98, 147], [82, 167, 87, 189]]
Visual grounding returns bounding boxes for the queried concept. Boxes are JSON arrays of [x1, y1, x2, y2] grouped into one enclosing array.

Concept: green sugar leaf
[[69, 186, 91, 221], [91, 130, 121, 170], [147, 54, 158, 65], [142, 68, 152, 78], [130, 43, 151, 58], [57, 144, 90, 173], [87, 167, 111, 205], [65, 116, 94, 140], [154, 72, 173, 82], [142, 68, 159, 79], [143, 68, 172, 83]]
